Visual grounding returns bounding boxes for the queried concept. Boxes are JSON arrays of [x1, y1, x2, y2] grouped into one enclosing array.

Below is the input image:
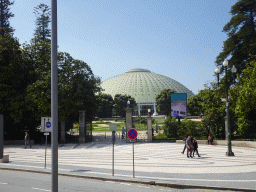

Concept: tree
[[26, 51, 102, 123], [230, 55, 256, 138], [163, 116, 179, 139], [215, 0, 256, 80], [96, 93, 114, 118], [197, 86, 231, 139], [33, 3, 51, 42], [0, 34, 36, 138], [0, 0, 14, 37], [155, 89, 176, 115], [187, 94, 203, 116], [58, 54, 101, 123], [113, 94, 136, 117]]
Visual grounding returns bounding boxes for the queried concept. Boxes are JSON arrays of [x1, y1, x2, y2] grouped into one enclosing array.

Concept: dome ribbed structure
[[100, 68, 193, 103]]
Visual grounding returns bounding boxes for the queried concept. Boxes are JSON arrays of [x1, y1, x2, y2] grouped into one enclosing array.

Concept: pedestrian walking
[[190, 135, 194, 142], [192, 138, 200, 157], [24, 132, 31, 149], [155, 123, 158, 133], [208, 134, 213, 145], [122, 127, 125, 139], [181, 135, 187, 154], [186, 136, 194, 158]]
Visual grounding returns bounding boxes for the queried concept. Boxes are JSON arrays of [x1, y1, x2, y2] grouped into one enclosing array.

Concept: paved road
[[0, 169, 235, 192], [1, 138, 256, 191]]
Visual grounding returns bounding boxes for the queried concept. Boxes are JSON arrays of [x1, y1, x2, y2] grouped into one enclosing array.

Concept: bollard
[[105, 132, 106, 139]]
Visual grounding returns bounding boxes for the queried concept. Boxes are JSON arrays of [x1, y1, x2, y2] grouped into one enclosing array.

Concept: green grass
[[94, 121, 112, 124], [91, 120, 149, 132], [91, 118, 168, 132], [153, 133, 167, 139], [154, 119, 165, 125]]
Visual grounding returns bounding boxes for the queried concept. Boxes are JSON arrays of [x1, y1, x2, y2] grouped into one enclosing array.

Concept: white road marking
[[31, 187, 50, 191], [105, 181, 115, 183], [0, 182, 8, 184], [120, 182, 131, 185]]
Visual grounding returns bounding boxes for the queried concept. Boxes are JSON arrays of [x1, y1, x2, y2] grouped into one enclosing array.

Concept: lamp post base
[[226, 151, 235, 156]]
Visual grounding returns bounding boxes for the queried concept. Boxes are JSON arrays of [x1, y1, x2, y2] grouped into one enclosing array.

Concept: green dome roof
[[101, 68, 194, 103]]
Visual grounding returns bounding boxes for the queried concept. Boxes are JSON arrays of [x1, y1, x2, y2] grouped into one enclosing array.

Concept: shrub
[[163, 117, 179, 139], [163, 116, 203, 139], [134, 117, 147, 124]]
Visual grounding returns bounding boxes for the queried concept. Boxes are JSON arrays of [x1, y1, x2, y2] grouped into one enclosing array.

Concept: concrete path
[[1, 138, 256, 191]]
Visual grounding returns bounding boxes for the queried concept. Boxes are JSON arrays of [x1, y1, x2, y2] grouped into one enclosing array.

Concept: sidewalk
[[1, 139, 256, 191]]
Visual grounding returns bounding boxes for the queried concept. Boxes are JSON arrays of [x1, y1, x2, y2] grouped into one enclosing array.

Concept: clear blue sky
[[10, 0, 237, 95]]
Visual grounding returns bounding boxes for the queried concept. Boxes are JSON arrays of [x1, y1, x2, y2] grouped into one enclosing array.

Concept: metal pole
[[0, 114, 3, 159], [112, 134, 114, 176], [45, 134, 47, 169], [51, 0, 58, 191], [225, 67, 234, 156], [133, 142, 135, 178]]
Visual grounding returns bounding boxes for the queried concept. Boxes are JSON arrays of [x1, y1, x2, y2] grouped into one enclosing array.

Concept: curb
[[0, 167, 255, 191]]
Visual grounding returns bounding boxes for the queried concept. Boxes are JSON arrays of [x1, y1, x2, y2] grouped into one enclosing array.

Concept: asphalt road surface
[[0, 169, 239, 192]]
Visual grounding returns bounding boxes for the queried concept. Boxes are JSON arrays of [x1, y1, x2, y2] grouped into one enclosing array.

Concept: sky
[[10, 0, 237, 95]]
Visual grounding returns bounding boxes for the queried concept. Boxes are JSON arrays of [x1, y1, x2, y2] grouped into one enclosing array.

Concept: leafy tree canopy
[[96, 93, 114, 118], [33, 3, 51, 42], [0, 34, 36, 136], [187, 94, 202, 116], [230, 55, 256, 138], [0, 0, 14, 37], [155, 89, 176, 115], [26, 51, 102, 123], [113, 94, 136, 118], [215, 0, 256, 82]]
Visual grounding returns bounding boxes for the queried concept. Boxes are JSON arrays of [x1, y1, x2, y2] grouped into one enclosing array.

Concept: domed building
[[100, 69, 194, 116]]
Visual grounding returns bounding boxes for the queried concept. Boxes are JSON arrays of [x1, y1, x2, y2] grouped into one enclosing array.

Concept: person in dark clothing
[[208, 134, 213, 145], [190, 135, 194, 142], [193, 139, 200, 157], [181, 135, 187, 154], [122, 127, 125, 139], [186, 136, 194, 158], [24, 132, 31, 149]]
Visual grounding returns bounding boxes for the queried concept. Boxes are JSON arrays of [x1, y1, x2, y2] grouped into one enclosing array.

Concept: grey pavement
[[1, 136, 256, 191]]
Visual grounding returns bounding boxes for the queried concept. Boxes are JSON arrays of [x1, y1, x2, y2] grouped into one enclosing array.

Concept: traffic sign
[[41, 117, 52, 132], [128, 128, 137, 140], [46, 122, 51, 128]]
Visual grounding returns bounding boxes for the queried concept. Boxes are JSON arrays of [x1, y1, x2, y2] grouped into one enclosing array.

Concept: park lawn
[[153, 133, 167, 139], [92, 121, 125, 132], [91, 120, 148, 132], [154, 119, 165, 125], [74, 118, 166, 132]]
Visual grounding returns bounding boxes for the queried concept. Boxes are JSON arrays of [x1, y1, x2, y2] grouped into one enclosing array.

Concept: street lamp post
[[148, 108, 151, 116], [215, 59, 236, 156], [127, 100, 130, 109]]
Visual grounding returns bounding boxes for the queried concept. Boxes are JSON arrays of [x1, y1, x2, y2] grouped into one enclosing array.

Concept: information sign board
[[109, 124, 117, 131], [41, 117, 52, 132]]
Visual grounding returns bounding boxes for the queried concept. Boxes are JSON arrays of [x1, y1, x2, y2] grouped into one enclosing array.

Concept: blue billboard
[[171, 93, 187, 117]]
